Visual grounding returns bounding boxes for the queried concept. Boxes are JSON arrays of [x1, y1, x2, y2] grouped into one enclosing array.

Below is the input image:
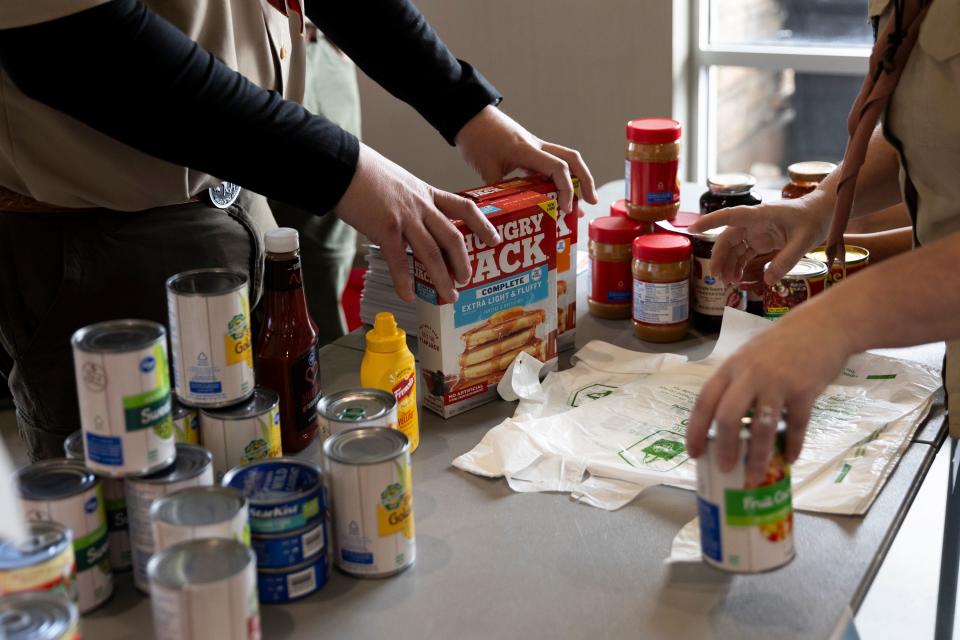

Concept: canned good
[[150, 486, 250, 552], [317, 388, 398, 439], [804, 245, 870, 286], [166, 269, 255, 408], [171, 397, 201, 445], [762, 258, 828, 319], [71, 320, 176, 477], [0, 523, 75, 600], [16, 460, 112, 613], [0, 591, 79, 640], [696, 416, 794, 573], [250, 520, 325, 569], [148, 538, 259, 640], [64, 431, 132, 572], [324, 427, 415, 578], [257, 553, 328, 603], [126, 445, 214, 593], [200, 387, 282, 481], [223, 458, 324, 536]]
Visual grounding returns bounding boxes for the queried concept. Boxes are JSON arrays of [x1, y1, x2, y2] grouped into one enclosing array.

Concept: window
[[689, 0, 873, 187]]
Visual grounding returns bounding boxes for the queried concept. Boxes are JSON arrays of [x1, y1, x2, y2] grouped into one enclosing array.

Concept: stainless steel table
[[83, 182, 947, 639]]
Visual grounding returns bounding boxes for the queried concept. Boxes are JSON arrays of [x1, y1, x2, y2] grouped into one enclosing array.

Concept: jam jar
[[588, 216, 648, 319], [692, 229, 747, 332], [699, 173, 762, 215], [781, 161, 836, 199], [631, 233, 691, 343], [625, 119, 681, 222]]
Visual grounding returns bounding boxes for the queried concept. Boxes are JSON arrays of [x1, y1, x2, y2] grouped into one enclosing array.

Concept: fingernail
[[448, 290, 459, 302]]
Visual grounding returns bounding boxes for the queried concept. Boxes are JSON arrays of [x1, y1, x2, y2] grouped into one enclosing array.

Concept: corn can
[[150, 486, 250, 552], [200, 387, 282, 481], [316, 388, 398, 440], [0, 591, 79, 640], [171, 397, 201, 445], [0, 522, 75, 601]]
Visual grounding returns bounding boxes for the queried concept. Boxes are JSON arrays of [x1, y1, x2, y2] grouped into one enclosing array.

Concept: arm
[[844, 227, 913, 262]]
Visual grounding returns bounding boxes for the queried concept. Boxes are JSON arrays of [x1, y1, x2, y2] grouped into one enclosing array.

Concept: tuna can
[[171, 397, 201, 445], [696, 415, 794, 573], [71, 319, 176, 477], [16, 460, 112, 612], [222, 458, 324, 536], [64, 430, 132, 572], [257, 553, 328, 603], [317, 388, 398, 439], [200, 387, 282, 481], [0, 591, 79, 640], [323, 427, 415, 578], [0, 522, 75, 601], [148, 538, 259, 640], [150, 486, 250, 552], [250, 520, 325, 569], [126, 444, 214, 593], [166, 269, 255, 409], [804, 244, 870, 287], [762, 258, 828, 319]]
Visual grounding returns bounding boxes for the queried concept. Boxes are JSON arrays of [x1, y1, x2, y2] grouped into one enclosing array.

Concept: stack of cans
[[223, 458, 329, 603]]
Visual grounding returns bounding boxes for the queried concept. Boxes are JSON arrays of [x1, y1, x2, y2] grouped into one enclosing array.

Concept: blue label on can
[[697, 496, 722, 562], [252, 521, 326, 569], [226, 460, 324, 535], [341, 549, 373, 565], [257, 554, 328, 603], [188, 380, 222, 394], [85, 432, 123, 466]]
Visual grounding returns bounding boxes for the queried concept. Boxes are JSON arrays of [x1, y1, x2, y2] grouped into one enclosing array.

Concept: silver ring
[[756, 405, 776, 427]]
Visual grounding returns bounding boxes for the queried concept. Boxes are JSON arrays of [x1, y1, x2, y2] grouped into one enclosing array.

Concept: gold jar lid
[[706, 173, 756, 196], [787, 161, 837, 183]]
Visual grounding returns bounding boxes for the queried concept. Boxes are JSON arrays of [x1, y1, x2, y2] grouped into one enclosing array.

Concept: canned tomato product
[[64, 431, 132, 572], [762, 258, 828, 319], [0, 523, 75, 600], [16, 460, 112, 613], [257, 553, 328, 603], [148, 538, 259, 640], [166, 269, 255, 409], [71, 320, 176, 477], [804, 244, 870, 286], [150, 486, 250, 552], [0, 591, 79, 640], [251, 520, 325, 569], [171, 397, 201, 445], [223, 458, 324, 536], [324, 427, 415, 578], [696, 416, 794, 573], [317, 388, 398, 439], [126, 445, 214, 593], [200, 387, 282, 481]]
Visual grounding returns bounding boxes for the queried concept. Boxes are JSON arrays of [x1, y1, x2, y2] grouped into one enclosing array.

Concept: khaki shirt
[[873, 0, 960, 435], [0, 1, 305, 210]]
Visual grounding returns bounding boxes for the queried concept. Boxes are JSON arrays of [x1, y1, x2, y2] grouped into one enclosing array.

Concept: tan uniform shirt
[[0, 1, 305, 210], [872, 0, 960, 435]]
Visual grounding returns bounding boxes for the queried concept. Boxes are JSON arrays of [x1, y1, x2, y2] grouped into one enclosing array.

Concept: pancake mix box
[[461, 175, 579, 350], [416, 190, 558, 418]]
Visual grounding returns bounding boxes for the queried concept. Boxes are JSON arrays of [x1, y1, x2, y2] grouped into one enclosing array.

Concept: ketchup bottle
[[256, 228, 322, 453]]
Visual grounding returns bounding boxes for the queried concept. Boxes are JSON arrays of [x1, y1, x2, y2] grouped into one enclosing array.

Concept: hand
[[685, 305, 853, 485], [688, 193, 832, 286], [334, 144, 501, 303], [454, 105, 599, 214]]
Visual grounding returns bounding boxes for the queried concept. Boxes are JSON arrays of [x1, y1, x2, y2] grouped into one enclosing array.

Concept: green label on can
[[105, 498, 128, 532], [724, 477, 792, 527], [75, 522, 110, 572]]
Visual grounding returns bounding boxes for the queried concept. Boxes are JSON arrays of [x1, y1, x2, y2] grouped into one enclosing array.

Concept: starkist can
[[166, 269, 255, 409], [222, 458, 324, 536], [200, 387, 282, 481], [71, 320, 176, 477], [257, 553, 328, 603]]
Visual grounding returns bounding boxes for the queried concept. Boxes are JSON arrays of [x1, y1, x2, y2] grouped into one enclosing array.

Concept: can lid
[[804, 245, 870, 266], [265, 227, 300, 253], [766, 257, 829, 279], [222, 457, 322, 504], [787, 161, 837, 183], [365, 312, 407, 354], [319, 388, 396, 423], [588, 216, 647, 244], [0, 522, 71, 569], [200, 387, 278, 420], [610, 199, 628, 218], [706, 173, 756, 196], [0, 591, 76, 640], [323, 427, 409, 465], [165, 269, 247, 296], [632, 233, 691, 262], [147, 538, 254, 589], [129, 444, 211, 484], [626, 118, 682, 144], [16, 459, 97, 500], [63, 431, 83, 461], [71, 319, 165, 353], [151, 486, 245, 527]]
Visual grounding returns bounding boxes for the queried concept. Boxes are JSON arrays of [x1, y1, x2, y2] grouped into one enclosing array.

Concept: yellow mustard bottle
[[361, 312, 420, 452]]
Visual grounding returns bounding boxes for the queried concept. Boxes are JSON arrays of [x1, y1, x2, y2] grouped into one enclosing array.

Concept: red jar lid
[[632, 233, 691, 262], [626, 118, 682, 144], [589, 216, 646, 244], [610, 199, 628, 217]]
